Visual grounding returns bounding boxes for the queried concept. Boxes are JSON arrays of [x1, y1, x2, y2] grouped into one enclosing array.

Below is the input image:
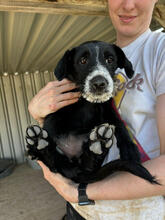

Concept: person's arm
[[28, 79, 80, 126], [87, 155, 165, 201], [38, 94, 165, 203], [38, 155, 165, 203], [86, 93, 165, 201]]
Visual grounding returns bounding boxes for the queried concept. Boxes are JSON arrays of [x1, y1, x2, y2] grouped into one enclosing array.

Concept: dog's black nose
[[90, 75, 108, 92]]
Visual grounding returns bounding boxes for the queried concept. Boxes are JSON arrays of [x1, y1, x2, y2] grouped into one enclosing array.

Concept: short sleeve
[[155, 43, 165, 97]]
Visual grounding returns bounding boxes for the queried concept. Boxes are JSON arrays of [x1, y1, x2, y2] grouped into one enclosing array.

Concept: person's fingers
[[37, 160, 54, 179], [47, 90, 81, 111], [36, 81, 77, 103], [37, 160, 78, 202], [54, 78, 72, 87], [28, 79, 79, 122], [38, 160, 68, 182], [38, 161, 48, 171], [58, 98, 80, 109], [57, 91, 81, 102], [56, 82, 78, 94], [47, 79, 71, 88], [34, 79, 72, 97], [49, 97, 79, 111]]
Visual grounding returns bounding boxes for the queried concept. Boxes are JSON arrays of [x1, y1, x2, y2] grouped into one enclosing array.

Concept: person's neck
[[116, 35, 138, 48], [116, 29, 149, 48]]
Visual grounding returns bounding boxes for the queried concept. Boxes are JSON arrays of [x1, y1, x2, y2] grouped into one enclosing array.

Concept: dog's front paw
[[89, 123, 115, 154], [26, 125, 49, 159]]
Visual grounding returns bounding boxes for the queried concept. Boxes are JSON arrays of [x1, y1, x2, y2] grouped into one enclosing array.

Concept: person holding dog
[[28, 0, 165, 219]]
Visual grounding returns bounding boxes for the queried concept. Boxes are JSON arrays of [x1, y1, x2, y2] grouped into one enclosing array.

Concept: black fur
[[26, 41, 158, 184]]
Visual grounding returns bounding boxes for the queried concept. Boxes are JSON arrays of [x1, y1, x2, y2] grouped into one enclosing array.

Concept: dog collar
[[78, 183, 95, 206]]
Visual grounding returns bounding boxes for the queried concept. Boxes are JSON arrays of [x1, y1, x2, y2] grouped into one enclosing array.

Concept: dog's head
[[54, 41, 134, 103]]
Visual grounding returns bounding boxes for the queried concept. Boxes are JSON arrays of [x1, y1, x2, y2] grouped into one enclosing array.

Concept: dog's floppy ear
[[112, 44, 134, 78], [54, 50, 71, 81]]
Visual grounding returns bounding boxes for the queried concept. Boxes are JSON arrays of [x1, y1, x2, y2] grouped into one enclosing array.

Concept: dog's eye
[[106, 56, 114, 64], [79, 57, 88, 65]]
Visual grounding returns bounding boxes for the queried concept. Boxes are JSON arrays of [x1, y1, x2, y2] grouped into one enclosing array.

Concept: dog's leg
[[26, 125, 57, 172], [114, 125, 141, 163], [107, 118, 158, 184], [89, 123, 115, 155], [79, 124, 115, 172], [106, 106, 141, 163]]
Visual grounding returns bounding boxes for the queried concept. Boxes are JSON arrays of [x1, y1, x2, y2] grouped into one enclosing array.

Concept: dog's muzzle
[[90, 75, 108, 94], [82, 66, 114, 103]]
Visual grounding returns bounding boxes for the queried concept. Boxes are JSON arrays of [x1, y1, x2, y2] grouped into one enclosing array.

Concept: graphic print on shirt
[[114, 72, 144, 109], [113, 72, 150, 162]]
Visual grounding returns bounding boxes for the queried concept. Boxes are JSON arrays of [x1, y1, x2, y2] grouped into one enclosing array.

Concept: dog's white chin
[[82, 92, 113, 103]]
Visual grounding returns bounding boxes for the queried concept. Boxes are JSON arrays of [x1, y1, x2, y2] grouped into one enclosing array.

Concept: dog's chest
[[55, 101, 105, 132], [45, 101, 109, 159], [55, 133, 88, 159]]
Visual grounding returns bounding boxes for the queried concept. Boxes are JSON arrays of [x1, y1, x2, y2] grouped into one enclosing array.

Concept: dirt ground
[[0, 163, 66, 220]]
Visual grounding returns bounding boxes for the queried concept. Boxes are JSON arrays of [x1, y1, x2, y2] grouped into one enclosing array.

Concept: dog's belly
[[55, 134, 88, 159]]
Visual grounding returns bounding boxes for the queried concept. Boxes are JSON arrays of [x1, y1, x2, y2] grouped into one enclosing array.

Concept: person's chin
[[118, 24, 140, 37]]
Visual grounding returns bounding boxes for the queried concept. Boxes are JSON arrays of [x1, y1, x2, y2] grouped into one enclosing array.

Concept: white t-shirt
[[71, 30, 165, 219], [104, 29, 165, 163]]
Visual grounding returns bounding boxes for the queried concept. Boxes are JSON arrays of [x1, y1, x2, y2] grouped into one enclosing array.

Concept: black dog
[[26, 41, 157, 184]]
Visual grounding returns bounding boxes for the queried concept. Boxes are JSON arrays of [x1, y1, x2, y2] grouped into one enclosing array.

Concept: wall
[[0, 71, 54, 163]]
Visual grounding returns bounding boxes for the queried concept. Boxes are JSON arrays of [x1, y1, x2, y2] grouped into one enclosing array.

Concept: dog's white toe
[[105, 139, 113, 148], [26, 138, 34, 145], [26, 125, 41, 137], [42, 130, 48, 138], [90, 128, 97, 141], [27, 128, 35, 137], [33, 126, 41, 135], [98, 126, 105, 136], [104, 125, 115, 139]]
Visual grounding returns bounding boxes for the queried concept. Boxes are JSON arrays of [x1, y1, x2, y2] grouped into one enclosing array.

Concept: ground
[[0, 163, 66, 220]]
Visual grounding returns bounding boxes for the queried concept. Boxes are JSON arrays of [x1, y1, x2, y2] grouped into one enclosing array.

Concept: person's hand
[[38, 161, 78, 203], [28, 79, 81, 125]]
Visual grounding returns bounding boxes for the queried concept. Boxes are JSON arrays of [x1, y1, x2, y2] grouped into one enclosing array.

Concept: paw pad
[[89, 123, 115, 155], [26, 125, 49, 150], [90, 142, 102, 155]]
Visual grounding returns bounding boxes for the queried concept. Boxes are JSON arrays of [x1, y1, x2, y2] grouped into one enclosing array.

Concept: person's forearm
[[87, 155, 165, 201]]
